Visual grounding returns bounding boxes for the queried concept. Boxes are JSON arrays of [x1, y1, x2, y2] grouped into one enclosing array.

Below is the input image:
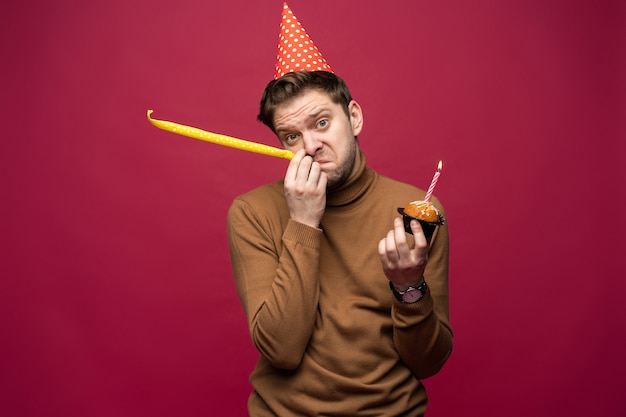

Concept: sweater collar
[[326, 151, 375, 207]]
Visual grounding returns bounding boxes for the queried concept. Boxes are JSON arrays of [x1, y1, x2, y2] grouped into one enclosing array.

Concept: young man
[[227, 5, 452, 416]]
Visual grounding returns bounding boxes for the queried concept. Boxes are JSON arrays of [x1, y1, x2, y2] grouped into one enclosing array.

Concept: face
[[273, 89, 364, 190]]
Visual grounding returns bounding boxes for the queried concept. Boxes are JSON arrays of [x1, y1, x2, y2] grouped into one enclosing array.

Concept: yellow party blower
[[147, 110, 294, 160]]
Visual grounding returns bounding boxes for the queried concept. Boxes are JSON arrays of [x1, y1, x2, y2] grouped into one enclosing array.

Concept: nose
[[302, 132, 322, 156]]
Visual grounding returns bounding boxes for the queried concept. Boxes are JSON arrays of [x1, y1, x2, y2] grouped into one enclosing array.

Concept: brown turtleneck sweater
[[227, 152, 452, 416]]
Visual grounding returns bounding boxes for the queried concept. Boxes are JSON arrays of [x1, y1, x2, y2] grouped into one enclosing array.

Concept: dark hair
[[257, 71, 353, 133]]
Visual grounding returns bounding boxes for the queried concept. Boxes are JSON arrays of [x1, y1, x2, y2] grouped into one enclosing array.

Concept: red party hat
[[274, 3, 333, 79]]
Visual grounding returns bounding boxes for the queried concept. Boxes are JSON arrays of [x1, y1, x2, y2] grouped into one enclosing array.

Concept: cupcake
[[397, 200, 445, 242]]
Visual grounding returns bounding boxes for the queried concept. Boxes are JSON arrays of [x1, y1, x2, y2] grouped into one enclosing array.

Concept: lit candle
[[424, 160, 443, 202], [147, 110, 294, 160]]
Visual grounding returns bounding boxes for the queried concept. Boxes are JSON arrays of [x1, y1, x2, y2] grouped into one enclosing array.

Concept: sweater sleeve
[[391, 199, 453, 379], [227, 197, 322, 370]]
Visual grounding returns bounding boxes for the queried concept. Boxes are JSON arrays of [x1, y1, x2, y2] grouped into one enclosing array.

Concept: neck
[[326, 151, 375, 207]]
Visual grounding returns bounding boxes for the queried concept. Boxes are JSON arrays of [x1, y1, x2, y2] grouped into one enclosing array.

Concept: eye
[[284, 133, 299, 143], [317, 119, 328, 129]]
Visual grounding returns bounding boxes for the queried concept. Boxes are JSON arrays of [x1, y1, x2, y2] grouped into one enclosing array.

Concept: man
[[227, 4, 452, 416]]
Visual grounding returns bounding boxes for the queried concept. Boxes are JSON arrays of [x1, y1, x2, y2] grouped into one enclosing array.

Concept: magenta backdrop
[[1, 0, 624, 416]]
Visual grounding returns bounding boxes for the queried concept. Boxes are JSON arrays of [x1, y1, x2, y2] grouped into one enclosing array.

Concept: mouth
[[315, 160, 334, 170], [314, 154, 331, 164], [313, 151, 334, 169]]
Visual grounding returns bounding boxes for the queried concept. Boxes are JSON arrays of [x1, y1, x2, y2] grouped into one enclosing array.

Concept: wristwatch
[[389, 279, 428, 304]]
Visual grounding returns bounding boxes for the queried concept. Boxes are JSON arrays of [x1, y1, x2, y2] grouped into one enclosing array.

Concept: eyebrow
[[275, 108, 329, 135]]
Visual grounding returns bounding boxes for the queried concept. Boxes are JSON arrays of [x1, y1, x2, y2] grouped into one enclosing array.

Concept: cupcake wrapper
[[397, 208, 444, 243]]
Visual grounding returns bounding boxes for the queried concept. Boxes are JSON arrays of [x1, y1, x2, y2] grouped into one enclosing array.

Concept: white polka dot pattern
[[274, 3, 333, 79]]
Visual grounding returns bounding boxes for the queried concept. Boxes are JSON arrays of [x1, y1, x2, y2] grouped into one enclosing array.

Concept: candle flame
[[437, 160, 443, 171]]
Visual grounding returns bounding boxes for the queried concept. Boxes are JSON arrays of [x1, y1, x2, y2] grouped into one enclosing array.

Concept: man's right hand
[[284, 150, 327, 228]]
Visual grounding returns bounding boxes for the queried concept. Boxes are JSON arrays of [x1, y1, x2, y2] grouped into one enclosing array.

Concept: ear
[[348, 100, 364, 136]]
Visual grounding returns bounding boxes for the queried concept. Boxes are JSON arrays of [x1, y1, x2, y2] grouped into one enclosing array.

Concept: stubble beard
[[324, 139, 358, 191]]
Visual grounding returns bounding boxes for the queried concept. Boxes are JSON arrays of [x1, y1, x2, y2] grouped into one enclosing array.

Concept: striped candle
[[424, 160, 443, 202]]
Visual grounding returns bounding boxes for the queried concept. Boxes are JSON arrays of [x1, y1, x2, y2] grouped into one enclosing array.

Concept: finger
[[285, 149, 306, 183], [306, 161, 322, 186], [377, 237, 388, 262], [378, 236, 396, 273], [393, 217, 410, 256], [294, 156, 314, 190], [383, 229, 399, 262], [316, 169, 327, 192], [410, 219, 428, 250]]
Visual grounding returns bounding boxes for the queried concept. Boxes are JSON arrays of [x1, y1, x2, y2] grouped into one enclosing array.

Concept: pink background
[[2, 0, 625, 416]]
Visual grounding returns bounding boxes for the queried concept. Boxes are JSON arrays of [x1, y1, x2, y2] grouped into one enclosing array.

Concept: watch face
[[402, 288, 423, 303]]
